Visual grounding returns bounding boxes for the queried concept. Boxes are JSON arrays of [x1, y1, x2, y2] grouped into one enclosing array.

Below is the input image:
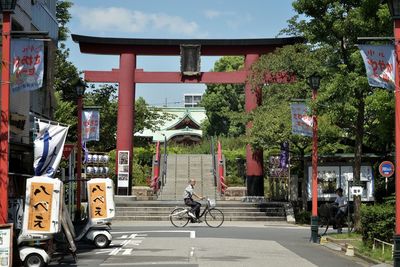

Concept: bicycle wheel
[[205, 208, 224, 228], [318, 216, 329, 236], [170, 208, 190, 227], [344, 215, 354, 233]]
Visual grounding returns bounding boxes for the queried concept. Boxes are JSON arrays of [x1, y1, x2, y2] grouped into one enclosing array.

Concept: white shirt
[[335, 195, 347, 212], [183, 184, 194, 199]]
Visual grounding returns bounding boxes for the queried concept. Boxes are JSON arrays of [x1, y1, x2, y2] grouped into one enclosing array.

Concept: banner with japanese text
[[82, 109, 100, 142], [34, 120, 69, 177], [290, 103, 312, 137], [359, 44, 395, 90], [11, 39, 44, 93], [22, 176, 62, 234], [87, 178, 115, 220]]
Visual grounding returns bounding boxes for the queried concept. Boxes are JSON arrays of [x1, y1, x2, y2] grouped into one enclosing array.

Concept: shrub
[[360, 204, 395, 245], [295, 210, 311, 225]]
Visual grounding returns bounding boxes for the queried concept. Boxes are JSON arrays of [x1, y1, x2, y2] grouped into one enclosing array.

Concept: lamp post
[[75, 79, 86, 222], [308, 73, 321, 243], [386, 1, 400, 264], [0, 0, 17, 225]]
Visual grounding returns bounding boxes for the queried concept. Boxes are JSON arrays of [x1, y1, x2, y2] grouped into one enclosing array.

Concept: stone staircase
[[158, 154, 218, 200], [117, 154, 288, 222], [114, 197, 287, 222]]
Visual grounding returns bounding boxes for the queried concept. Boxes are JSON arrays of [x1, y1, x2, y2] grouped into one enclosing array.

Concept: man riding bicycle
[[183, 179, 204, 222], [332, 188, 347, 233]]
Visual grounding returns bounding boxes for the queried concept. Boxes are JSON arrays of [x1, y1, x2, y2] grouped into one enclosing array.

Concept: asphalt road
[[48, 221, 375, 267]]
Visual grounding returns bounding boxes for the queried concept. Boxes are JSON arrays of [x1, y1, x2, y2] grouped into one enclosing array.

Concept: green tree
[[281, 0, 393, 230], [56, 0, 72, 42], [250, 44, 348, 206], [83, 84, 174, 151], [201, 56, 246, 137], [54, 1, 80, 103]]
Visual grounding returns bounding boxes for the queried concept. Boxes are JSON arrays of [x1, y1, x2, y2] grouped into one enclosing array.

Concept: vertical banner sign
[[290, 103, 312, 137], [88, 181, 107, 219], [279, 141, 289, 169], [34, 120, 69, 177], [22, 177, 62, 234], [82, 109, 100, 142], [118, 151, 130, 188], [87, 178, 115, 220], [359, 45, 395, 90], [10, 39, 44, 93], [28, 182, 53, 232]]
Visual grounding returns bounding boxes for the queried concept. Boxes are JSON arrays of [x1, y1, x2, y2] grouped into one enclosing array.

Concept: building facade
[[3, 0, 58, 198], [184, 93, 202, 108], [135, 107, 207, 145]]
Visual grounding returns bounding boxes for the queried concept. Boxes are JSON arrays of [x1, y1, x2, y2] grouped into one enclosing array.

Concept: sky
[[66, 0, 298, 106]]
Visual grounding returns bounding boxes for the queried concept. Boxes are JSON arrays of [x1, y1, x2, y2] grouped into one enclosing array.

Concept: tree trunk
[[353, 92, 365, 232]]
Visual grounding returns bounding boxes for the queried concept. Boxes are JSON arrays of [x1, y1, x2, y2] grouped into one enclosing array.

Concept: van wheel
[[24, 253, 46, 267], [94, 234, 111, 248]]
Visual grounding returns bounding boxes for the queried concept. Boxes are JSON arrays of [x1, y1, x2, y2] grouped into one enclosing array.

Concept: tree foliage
[[255, 0, 394, 229], [201, 56, 246, 137], [54, 1, 80, 103]]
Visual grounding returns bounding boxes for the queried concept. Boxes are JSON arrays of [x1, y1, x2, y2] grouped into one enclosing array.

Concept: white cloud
[[204, 9, 221, 19], [203, 9, 237, 20], [72, 6, 200, 36]]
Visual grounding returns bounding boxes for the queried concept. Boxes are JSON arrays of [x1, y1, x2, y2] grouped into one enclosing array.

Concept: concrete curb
[[324, 236, 391, 266]]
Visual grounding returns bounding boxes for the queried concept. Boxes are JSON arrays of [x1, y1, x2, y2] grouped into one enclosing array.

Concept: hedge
[[360, 204, 395, 244]]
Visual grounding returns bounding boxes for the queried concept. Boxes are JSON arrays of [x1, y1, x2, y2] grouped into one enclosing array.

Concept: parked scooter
[[17, 232, 53, 267], [71, 178, 115, 248], [18, 176, 77, 267]]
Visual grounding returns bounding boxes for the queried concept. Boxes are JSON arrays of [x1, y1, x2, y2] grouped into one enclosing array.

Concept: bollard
[[310, 216, 319, 243], [345, 244, 354, 257], [394, 235, 400, 267]]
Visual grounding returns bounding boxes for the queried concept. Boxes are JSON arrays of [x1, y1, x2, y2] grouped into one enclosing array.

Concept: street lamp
[[308, 73, 321, 243], [386, 1, 400, 264], [75, 78, 86, 222], [0, 0, 17, 225]]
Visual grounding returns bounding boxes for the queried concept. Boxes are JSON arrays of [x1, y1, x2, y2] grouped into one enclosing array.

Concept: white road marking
[[122, 248, 132, 255], [111, 230, 196, 238], [95, 249, 114, 255]]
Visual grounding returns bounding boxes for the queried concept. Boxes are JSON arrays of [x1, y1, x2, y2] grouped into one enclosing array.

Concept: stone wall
[[222, 187, 247, 200]]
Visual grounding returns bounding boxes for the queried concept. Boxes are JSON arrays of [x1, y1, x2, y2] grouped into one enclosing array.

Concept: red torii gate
[[72, 34, 302, 196]]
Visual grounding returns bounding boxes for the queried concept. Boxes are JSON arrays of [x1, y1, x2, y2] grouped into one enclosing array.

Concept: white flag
[[82, 109, 100, 142], [359, 44, 395, 90], [290, 103, 312, 137], [11, 39, 44, 93], [34, 121, 69, 177]]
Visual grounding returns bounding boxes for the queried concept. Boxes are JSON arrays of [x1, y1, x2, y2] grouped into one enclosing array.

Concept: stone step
[[113, 215, 286, 222], [115, 205, 281, 211], [115, 211, 279, 217], [114, 199, 286, 207]]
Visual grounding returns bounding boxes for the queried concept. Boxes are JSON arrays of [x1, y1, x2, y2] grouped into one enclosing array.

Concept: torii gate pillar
[[245, 54, 264, 196], [116, 53, 136, 195]]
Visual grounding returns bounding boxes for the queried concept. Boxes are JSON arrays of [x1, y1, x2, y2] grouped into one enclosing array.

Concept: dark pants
[[184, 198, 201, 218]]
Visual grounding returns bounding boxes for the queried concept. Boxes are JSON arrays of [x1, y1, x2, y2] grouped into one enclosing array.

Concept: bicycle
[[169, 198, 224, 228], [318, 202, 354, 236]]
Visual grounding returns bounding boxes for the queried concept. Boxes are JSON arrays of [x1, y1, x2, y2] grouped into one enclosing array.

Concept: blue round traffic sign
[[379, 161, 394, 177]]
